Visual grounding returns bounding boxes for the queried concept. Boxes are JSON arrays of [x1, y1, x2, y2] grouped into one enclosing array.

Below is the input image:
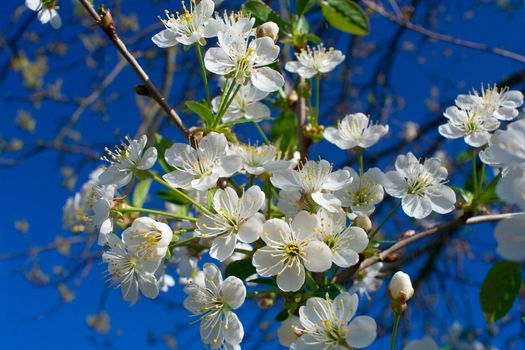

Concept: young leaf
[[296, 0, 316, 16], [271, 110, 298, 152], [154, 133, 174, 172], [479, 260, 522, 323], [225, 258, 256, 280], [321, 0, 369, 35], [185, 100, 213, 124], [242, 0, 291, 34], [132, 179, 152, 207], [247, 278, 278, 287], [156, 190, 189, 205]]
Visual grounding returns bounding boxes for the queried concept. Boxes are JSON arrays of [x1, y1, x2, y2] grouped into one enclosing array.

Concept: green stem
[[170, 236, 200, 248], [471, 148, 478, 195], [390, 312, 401, 350], [147, 171, 211, 214], [330, 266, 340, 282], [357, 147, 364, 176], [253, 121, 271, 144], [214, 80, 237, 127], [265, 177, 273, 219], [120, 206, 197, 221], [306, 271, 319, 289], [217, 83, 241, 124], [369, 202, 401, 240], [195, 44, 211, 108], [314, 74, 321, 126]]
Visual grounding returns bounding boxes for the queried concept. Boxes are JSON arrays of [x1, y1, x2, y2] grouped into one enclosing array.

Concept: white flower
[[204, 10, 255, 38], [163, 132, 242, 191], [403, 337, 439, 350], [196, 186, 266, 261], [350, 262, 384, 298], [121, 217, 173, 263], [479, 119, 525, 208], [383, 152, 456, 219], [336, 167, 385, 217], [252, 211, 332, 292], [439, 106, 499, 147], [232, 143, 294, 176], [152, 0, 215, 48], [183, 263, 246, 349], [285, 45, 345, 79], [494, 217, 525, 262], [388, 271, 414, 302], [211, 83, 270, 122], [278, 316, 301, 347], [315, 208, 368, 268], [271, 160, 352, 216], [204, 31, 284, 92], [456, 85, 523, 121], [291, 293, 377, 349], [99, 135, 157, 188], [92, 184, 117, 246], [102, 233, 161, 305], [26, 0, 62, 29], [324, 113, 389, 150]]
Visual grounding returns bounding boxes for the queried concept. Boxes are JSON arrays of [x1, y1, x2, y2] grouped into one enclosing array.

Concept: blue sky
[[1, 0, 524, 349]]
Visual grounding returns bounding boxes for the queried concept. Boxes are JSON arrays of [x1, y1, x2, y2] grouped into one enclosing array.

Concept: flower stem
[[147, 171, 211, 214], [217, 83, 241, 124], [170, 236, 200, 248], [195, 43, 211, 108], [471, 148, 479, 195], [369, 202, 401, 240], [314, 74, 321, 126], [265, 177, 273, 219], [120, 206, 197, 221], [390, 312, 401, 350], [253, 121, 271, 144], [357, 147, 364, 176]]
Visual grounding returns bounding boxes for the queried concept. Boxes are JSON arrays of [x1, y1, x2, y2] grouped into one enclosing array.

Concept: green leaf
[[480, 260, 522, 323], [242, 0, 290, 34], [275, 308, 290, 322], [315, 283, 346, 299], [321, 0, 369, 35], [225, 258, 256, 280], [185, 100, 213, 124], [221, 116, 273, 127], [153, 133, 174, 172], [247, 278, 278, 287], [296, 0, 316, 16], [271, 110, 298, 152], [476, 173, 502, 205], [132, 179, 152, 207], [156, 190, 189, 205]]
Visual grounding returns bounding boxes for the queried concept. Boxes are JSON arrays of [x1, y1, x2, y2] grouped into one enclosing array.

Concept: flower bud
[[355, 215, 372, 232], [388, 271, 414, 313], [256, 21, 280, 42], [277, 315, 301, 346]]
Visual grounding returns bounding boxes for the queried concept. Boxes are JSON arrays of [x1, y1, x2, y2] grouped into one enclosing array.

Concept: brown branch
[[358, 211, 525, 271], [364, 0, 525, 65], [76, 0, 190, 140]]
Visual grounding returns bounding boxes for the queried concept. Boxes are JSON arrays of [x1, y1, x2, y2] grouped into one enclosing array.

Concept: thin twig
[[76, 0, 190, 140]]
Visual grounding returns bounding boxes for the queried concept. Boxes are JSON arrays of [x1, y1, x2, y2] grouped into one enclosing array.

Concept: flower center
[[284, 242, 301, 256]]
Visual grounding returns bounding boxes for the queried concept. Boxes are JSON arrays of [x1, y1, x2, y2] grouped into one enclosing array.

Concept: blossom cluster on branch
[[43, 0, 525, 349]]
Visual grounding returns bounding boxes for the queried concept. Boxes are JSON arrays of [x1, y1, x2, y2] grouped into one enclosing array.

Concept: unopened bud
[[277, 315, 302, 346], [388, 271, 414, 313], [355, 215, 372, 232], [256, 21, 279, 42]]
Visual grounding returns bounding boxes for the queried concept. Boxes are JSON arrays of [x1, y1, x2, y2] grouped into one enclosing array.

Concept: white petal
[[291, 211, 319, 240], [26, 0, 42, 11], [152, 29, 179, 48], [137, 147, 157, 170], [251, 67, 285, 93], [402, 194, 432, 219], [223, 312, 244, 345], [276, 260, 305, 292], [303, 241, 332, 272], [204, 48, 234, 75], [221, 276, 246, 309], [311, 192, 342, 212], [163, 170, 193, 189], [253, 247, 285, 276], [346, 316, 377, 348], [428, 185, 456, 214], [237, 214, 264, 243], [210, 233, 237, 261], [383, 171, 408, 198]]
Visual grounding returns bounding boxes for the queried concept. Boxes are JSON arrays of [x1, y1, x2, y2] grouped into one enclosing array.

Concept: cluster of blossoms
[[52, 0, 525, 348]]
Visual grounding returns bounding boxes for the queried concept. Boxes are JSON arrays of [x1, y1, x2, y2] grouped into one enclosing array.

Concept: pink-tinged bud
[[256, 21, 280, 42], [389, 271, 414, 301], [388, 271, 414, 313]]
